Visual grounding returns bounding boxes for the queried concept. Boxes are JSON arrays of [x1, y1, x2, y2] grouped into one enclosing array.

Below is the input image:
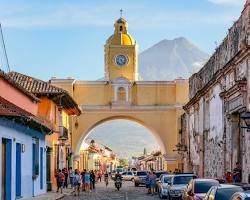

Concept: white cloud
[[208, 0, 245, 5], [0, 3, 242, 29]]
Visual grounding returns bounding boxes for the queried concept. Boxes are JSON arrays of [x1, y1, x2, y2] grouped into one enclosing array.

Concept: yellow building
[[51, 16, 189, 171]]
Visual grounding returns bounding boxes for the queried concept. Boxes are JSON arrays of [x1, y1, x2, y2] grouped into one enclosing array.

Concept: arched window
[[120, 26, 123, 32], [118, 87, 126, 101]]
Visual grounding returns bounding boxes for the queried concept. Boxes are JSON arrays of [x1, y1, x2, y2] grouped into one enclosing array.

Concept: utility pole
[[0, 23, 10, 72]]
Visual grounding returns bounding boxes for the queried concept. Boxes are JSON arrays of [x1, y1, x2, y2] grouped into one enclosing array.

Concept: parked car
[[204, 184, 243, 200], [134, 171, 148, 187], [121, 171, 134, 181], [183, 179, 219, 200], [168, 174, 197, 199], [158, 174, 174, 199], [231, 191, 250, 200]]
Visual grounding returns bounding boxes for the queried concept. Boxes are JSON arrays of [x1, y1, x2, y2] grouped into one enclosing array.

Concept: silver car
[[158, 174, 174, 199], [168, 174, 197, 200], [231, 191, 250, 200]]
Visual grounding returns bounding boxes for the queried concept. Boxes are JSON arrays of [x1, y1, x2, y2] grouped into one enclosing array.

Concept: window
[[128, 172, 133, 175], [32, 138, 39, 177], [120, 26, 123, 31], [118, 87, 126, 101], [40, 147, 43, 189]]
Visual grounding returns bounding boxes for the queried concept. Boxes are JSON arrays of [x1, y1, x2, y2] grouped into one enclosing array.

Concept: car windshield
[[173, 176, 194, 185], [155, 172, 166, 178], [163, 176, 172, 183], [194, 181, 218, 193], [137, 171, 147, 176], [128, 172, 133, 175], [215, 187, 243, 200]]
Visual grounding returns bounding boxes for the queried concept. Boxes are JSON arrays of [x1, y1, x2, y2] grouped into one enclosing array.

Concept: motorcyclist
[[114, 172, 122, 181], [114, 172, 122, 190]]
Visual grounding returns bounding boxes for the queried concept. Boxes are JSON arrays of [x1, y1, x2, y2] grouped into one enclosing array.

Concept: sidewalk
[[22, 188, 72, 200]]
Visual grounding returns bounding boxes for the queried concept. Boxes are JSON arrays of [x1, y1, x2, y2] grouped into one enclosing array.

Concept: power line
[[0, 23, 10, 72]]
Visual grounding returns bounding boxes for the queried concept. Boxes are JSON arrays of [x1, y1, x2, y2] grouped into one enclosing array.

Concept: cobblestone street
[[63, 181, 159, 200]]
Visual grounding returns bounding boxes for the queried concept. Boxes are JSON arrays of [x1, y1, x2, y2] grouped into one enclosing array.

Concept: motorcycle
[[115, 178, 122, 191]]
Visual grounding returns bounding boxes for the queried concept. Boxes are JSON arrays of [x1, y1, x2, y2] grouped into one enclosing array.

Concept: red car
[[183, 179, 219, 200]]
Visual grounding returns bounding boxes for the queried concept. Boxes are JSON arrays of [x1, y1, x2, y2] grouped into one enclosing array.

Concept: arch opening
[[75, 116, 167, 158]]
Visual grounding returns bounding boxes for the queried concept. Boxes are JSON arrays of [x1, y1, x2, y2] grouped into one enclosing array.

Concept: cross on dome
[[120, 9, 123, 18]]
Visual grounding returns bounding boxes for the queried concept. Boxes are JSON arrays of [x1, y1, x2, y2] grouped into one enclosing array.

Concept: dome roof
[[116, 17, 127, 24], [107, 33, 135, 46]]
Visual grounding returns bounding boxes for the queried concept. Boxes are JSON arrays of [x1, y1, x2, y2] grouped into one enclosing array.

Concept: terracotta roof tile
[[0, 70, 39, 101], [7, 71, 81, 115]]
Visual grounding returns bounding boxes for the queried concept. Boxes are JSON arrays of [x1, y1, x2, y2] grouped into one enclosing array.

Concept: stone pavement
[[22, 188, 72, 200], [63, 181, 160, 200]]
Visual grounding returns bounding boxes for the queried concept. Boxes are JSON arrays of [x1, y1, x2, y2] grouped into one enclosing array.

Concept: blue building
[[0, 70, 52, 200]]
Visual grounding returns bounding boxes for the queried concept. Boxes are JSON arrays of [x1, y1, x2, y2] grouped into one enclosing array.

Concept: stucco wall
[[0, 119, 46, 200]]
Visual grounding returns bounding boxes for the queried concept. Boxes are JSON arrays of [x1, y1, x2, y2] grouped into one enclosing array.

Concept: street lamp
[[241, 111, 250, 130]]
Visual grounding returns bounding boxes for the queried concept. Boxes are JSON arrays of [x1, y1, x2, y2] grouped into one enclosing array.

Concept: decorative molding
[[80, 104, 184, 111]]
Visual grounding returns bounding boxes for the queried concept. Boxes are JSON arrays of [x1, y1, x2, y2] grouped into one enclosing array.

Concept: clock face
[[115, 54, 128, 67]]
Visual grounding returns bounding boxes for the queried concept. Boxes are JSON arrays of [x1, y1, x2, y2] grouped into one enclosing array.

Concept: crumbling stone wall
[[189, 5, 249, 99]]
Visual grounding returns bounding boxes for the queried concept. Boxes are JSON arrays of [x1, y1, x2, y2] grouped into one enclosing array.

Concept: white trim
[[80, 104, 184, 111]]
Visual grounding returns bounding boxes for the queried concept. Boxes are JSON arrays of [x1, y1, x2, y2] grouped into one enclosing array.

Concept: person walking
[[97, 170, 102, 182], [55, 169, 65, 194], [149, 171, 157, 195], [63, 168, 68, 188], [104, 171, 109, 187], [73, 169, 81, 196], [85, 171, 91, 193], [69, 167, 75, 189], [90, 170, 96, 191], [145, 171, 151, 194], [81, 169, 86, 191]]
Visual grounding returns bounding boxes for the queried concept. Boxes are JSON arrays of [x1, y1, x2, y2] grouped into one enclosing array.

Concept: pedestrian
[[145, 171, 151, 194], [85, 171, 91, 192], [97, 170, 102, 182], [81, 169, 86, 191], [63, 168, 68, 188], [149, 171, 157, 195], [73, 169, 81, 196], [55, 169, 65, 194], [233, 162, 242, 183], [69, 167, 75, 189], [90, 170, 96, 191]]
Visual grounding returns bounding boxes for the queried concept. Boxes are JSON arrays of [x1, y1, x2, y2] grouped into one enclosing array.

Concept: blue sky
[[0, 0, 246, 80]]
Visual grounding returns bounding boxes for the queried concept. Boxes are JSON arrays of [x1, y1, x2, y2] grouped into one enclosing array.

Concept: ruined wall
[[189, 4, 249, 99]]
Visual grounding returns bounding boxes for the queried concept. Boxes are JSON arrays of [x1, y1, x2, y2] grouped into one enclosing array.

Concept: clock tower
[[104, 17, 138, 81]]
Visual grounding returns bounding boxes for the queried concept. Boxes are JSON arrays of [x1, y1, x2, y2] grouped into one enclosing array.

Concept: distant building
[[79, 140, 119, 172]]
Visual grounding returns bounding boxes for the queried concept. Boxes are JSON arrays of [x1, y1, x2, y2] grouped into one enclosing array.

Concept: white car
[[158, 174, 174, 199], [121, 171, 135, 181]]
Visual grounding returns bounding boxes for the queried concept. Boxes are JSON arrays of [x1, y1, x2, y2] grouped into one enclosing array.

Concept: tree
[[119, 158, 129, 168]]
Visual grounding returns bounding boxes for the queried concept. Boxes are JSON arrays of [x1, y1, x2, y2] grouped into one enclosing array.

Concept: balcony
[[59, 126, 68, 141]]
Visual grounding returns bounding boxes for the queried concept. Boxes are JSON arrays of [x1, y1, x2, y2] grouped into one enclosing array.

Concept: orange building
[[7, 71, 81, 190]]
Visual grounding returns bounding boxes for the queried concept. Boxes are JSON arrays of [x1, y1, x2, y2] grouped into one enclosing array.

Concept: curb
[[55, 194, 65, 200]]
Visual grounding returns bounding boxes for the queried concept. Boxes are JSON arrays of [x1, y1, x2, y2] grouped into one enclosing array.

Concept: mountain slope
[[138, 37, 209, 80]]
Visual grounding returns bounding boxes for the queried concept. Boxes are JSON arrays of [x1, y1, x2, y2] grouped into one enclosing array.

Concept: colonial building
[[78, 140, 119, 172], [6, 71, 81, 190], [0, 70, 51, 200], [182, 0, 250, 181], [50, 16, 189, 172]]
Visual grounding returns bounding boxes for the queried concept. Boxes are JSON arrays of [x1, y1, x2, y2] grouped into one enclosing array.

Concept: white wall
[[0, 119, 47, 200]]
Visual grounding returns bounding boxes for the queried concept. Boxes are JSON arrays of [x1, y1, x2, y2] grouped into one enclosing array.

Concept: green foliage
[[119, 158, 129, 168]]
